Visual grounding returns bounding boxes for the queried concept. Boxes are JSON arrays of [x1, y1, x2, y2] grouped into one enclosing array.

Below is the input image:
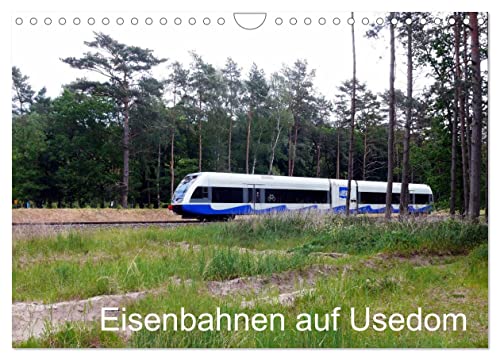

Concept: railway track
[[12, 220, 201, 227]]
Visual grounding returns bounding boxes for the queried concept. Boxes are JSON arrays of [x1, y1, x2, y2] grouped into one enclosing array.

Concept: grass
[[12, 212, 488, 347], [17, 248, 488, 348], [13, 244, 316, 303]]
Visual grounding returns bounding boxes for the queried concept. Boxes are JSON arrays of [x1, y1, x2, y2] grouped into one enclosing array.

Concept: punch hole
[[333, 17, 340, 25], [30, 17, 37, 25], [463, 18, 469, 25], [189, 17, 196, 25], [318, 17, 326, 25], [390, 18, 398, 25], [102, 17, 110, 25], [290, 17, 297, 25], [434, 18, 442, 25], [73, 17, 81, 25], [217, 17, 225, 25], [304, 17, 312, 25], [44, 18, 52, 25], [88, 17, 95, 25], [275, 17, 283, 25], [15, 17, 23, 25], [145, 17, 153, 25], [405, 18, 412, 25], [448, 17, 456, 25], [420, 18, 427, 25], [362, 17, 369, 25], [347, 17, 355, 25], [117, 17, 124, 25], [174, 17, 182, 25], [203, 17, 210, 25], [160, 17, 168, 25], [233, 13, 266, 29], [59, 17, 66, 25], [131, 17, 139, 25]]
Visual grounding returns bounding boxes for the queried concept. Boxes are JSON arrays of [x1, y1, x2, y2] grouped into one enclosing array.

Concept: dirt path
[[12, 263, 340, 343], [12, 208, 181, 223]]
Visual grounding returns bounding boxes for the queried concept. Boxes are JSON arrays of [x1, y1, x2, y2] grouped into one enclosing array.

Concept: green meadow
[[13, 213, 488, 348]]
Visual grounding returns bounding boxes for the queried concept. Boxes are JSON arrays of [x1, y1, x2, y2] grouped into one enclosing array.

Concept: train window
[[212, 187, 244, 203], [414, 194, 432, 204], [264, 189, 328, 204], [190, 187, 209, 202], [359, 192, 400, 204]]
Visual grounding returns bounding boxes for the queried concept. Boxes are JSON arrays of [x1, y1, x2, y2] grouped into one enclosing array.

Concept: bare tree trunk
[[336, 128, 341, 179], [450, 103, 457, 217], [468, 12, 482, 221], [455, 13, 469, 216], [251, 128, 263, 174], [316, 141, 321, 177], [198, 95, 203, 172], [290, 123, 299, 176], [400, 17, 412, 217], [455, 14, 469, 216], [385, 15, 396, 220], [268, 115, 282, 174], [485, 127, 488, 222], [287, 128, 292, 176], [121, 97, 130, 208], [362, 132, 367, 180], [346, 11, 356, 216], [170, 129, 175, 200], [157, 142, 161, 208], [464, 23, 473, 188], [228, 109, 233, 172], [245, 110, 252, 174]]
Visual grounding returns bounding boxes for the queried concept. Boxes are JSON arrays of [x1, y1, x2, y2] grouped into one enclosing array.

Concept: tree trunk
[[156, 142, 161, 208], [468, 12, 482, 221], [464, 23, 473, 187], [246, 110, 252, 174], [385, 15, 396, 220], [198, 96, 202, 172], [290, 122, 299, 176], [268, 114, 282, 174], [450, 103, 457, 217], [228, 108, 233, 172], [336, 128, 341, 179], [287, 128, 292, 176], [170, 129, 175, 200], [455, 14, 469, 216], [316, 141, 321, 177], [362, 131, 367, 180], [400, 18, 412, 217], [251, 128, 262, 174], [346, 11, 356, 216], [121, 97, 130, 208]]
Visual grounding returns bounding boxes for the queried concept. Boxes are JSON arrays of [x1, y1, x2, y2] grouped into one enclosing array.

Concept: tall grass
[[13, 212, 487, 302], [17, 251, 488, 348], [13, 244, 315, 303]]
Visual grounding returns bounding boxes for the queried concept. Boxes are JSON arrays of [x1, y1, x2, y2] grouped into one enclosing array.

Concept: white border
[[1, 0, 494, 358]]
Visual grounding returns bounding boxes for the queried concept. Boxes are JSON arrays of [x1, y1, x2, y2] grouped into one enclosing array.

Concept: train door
[[246, 184, 264, 213]]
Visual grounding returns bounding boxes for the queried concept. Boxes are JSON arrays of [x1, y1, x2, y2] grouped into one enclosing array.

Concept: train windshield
[[172, 174, 198, 202]]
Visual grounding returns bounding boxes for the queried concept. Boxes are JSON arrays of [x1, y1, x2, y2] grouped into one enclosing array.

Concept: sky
[[11, 11, 483, 114]]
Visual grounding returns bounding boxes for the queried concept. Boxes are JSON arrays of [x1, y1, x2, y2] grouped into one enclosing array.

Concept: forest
[[11, 12, 488, 220]]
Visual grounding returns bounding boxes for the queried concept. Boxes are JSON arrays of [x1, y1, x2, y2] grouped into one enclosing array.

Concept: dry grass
[[12, 208, 180, 223]]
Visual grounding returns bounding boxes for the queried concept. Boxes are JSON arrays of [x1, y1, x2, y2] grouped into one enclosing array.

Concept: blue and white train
[[169, 172, 433, 221]]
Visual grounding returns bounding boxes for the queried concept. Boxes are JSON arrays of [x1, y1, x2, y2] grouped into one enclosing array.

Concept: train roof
[[188, 172, 432, 194]]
